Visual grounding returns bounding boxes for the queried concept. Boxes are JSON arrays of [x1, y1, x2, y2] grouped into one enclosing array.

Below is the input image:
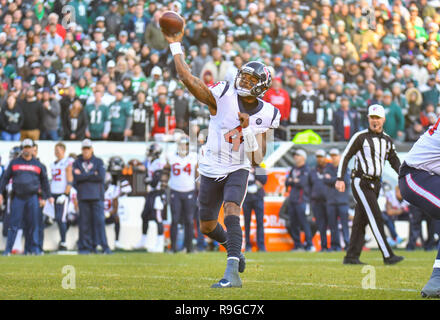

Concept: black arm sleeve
[[337, 133, 362, 180], [387, 139, 402, 174]]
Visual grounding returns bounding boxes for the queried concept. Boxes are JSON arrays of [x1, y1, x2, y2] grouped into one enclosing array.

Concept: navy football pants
[[5, 194, 40, 254]]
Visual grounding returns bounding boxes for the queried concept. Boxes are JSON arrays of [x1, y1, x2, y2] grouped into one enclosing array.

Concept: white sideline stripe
[[353, 177, 390, 258], [405, 174, 440, 208]]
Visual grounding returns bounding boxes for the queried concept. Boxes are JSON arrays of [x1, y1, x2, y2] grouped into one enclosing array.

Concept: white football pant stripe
[[353, 178, 390, 258]]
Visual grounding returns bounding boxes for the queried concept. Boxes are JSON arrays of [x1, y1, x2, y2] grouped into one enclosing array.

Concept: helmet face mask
[[234, 61, 272, 98], [147, 143, 162, 160], [177, 137, 190, 156], [108, 156, 125, 176]]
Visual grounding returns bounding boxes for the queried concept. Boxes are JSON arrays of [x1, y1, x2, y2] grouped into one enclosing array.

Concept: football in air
[[159, 11, 184, 36]]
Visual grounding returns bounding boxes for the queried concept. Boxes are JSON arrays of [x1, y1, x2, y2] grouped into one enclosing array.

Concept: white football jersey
[[104, 184, 120, 216], [117, 194, 128, 218], [168, 152, 198, 192], [198, 81, 280, 178], [68, 187, 77, 214], [147, 158, 166, 180], [405, 119, 440, 175], [50, 157, 74, 195], [146, 157, 166, 191]]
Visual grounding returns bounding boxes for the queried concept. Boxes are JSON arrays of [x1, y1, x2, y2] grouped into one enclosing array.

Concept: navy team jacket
[[308, 164, 328, 202], [0, 156, 51, 199], [285, 164, 309, 204], [323, 163, 350, 205], [73, 154, 106, 201]]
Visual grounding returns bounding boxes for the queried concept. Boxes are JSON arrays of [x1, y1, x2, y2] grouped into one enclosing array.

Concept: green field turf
[[0, 250, 436, 300]]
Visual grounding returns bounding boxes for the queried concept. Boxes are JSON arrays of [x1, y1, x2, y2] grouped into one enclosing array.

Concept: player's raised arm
[[161, 25, 217, 115]]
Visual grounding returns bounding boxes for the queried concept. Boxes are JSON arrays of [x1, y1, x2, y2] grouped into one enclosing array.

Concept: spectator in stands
[[108, 86, 133, 141], [382, 90, 405, 140], [391, 82, 408, 114], [263, 77, 291, 126], [173, 85, 190, 135], [130, 89, 153, 141], [292, 79, 320, 125], [191, 44, 211, 79], [200, 47, 232, 83], [144, 10, 168, 55], [20, 87, 43, 141], [306, 39, 332, 68], [411, 55, 429, 87], [105, 1, 122, 37], [151, 93, 176, 138], [422, 75, 440, 109], [45, 22, 63, 51], [128, 3, 149, 41], [62, 98, 88, 141], [332, 95, 360, 142], [0, 93, 24, 141], [40, 88, 61, 141], [84, 90, 110, 140]]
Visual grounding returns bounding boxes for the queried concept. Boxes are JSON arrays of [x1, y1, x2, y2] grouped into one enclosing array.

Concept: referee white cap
[[295, 149, 307, 159], [368, 104, 385, 118]]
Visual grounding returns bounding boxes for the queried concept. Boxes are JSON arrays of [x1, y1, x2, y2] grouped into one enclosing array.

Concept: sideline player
[[162, 25, 280, 287], [50, 142, 73, 251], [104, 156, 126, 250], [166, 135, 198, 253], [134, 143, 168, 251], [399, 116, 440, 298]]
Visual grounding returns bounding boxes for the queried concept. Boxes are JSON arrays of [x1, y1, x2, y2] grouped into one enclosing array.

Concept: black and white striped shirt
[[337, 129, 401, 180]]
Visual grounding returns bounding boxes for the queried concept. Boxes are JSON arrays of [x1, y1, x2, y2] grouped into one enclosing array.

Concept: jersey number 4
[[429, 118, 440, 136], [224, 126, 244, 152]]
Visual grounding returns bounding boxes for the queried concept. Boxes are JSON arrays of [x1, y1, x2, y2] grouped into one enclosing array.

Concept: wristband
[[170, 42, 183, 56]]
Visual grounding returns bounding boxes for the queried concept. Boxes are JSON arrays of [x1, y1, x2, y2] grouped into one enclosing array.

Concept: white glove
[[242, 126, 259, 153], [56, 194, 68, 205]]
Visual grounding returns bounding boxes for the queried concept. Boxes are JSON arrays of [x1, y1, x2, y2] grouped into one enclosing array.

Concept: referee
[[336, 104, 404, 265]]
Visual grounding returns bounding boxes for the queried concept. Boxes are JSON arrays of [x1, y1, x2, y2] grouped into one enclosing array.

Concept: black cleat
[[343, 257, 366, 265], [239, 253, 246, 273], [384, 255, 404, 265]]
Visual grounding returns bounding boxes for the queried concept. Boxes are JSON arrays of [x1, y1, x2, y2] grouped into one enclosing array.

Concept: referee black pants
[[345, 177, 395, 260]]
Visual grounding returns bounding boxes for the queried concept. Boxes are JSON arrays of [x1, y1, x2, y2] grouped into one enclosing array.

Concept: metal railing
[[283, 125, 335, 142]]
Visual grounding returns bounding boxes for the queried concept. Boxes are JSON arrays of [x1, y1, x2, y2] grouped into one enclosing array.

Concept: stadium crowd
[[0, 0, 439, 142]]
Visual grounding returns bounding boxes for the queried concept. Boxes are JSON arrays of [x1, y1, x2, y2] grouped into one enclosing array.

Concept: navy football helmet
[[108, 156, 125, 174], [234, 61, 272, 98], [147, 143, 162, 160]]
